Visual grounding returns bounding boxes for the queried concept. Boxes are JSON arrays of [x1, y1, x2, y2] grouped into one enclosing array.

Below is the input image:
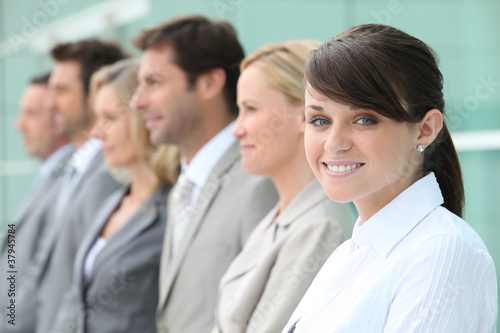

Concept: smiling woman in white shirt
[[283, 24, 497, 333]]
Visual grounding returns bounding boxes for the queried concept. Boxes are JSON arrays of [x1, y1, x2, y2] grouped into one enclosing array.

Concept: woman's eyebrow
[[305, 104, 324, 112]]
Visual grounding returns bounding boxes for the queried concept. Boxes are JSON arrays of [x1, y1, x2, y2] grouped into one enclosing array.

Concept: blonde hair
[[90, 58, 180, 186], [241, 40, 322, 105]]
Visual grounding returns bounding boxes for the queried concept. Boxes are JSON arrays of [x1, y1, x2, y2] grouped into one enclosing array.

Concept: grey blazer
[[35, 153, 121, 333], [0, 146, 73, 333], [51, 183, 170, 333], [212, 180, 355, 333], [156, 141, 279, 333]]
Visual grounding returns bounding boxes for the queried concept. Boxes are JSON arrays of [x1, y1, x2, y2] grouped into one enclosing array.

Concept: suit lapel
[[219, 181, 325, 287], [63, 151, 105, 212], [0, 150, 72, 252], [218, 206, 278, 286], [89, 184, 168, 285], [158, 142, 240, 310], [276, 179, 325, 229], [73, 185, 128, 292], [12, 148, 73, 232], [39, 151, 105, 274], [14, 173, 54, 226]]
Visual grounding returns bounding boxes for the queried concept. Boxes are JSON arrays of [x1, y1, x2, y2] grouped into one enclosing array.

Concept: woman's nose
[[232, 113, 247, 139], [324, 125, 352, 155]]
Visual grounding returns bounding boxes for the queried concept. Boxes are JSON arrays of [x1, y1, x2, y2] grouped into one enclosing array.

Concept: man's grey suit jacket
[[0, 148, 118, 333], [35, 151, 120, 333], [0, 146, 72, 333], [156, 141, 279, 333]]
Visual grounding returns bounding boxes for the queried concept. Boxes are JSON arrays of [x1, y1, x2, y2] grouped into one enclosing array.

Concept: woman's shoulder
[[417, 207, 489, 252], [403, 206, 493, 269]]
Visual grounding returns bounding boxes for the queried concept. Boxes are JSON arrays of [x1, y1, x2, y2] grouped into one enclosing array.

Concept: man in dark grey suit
[[0, 73, 70, 332], [131, 15, 279, 333], [24, 40, 127, 333]]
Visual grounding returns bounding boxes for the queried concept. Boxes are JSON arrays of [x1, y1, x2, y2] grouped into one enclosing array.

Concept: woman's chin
[[323, 189, 354, 204]]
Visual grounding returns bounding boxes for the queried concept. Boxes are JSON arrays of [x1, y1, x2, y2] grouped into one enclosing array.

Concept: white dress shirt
[[32, 143, 73, 189], [181, 122, 236, 205], [283, 173, 497, 333], [70, 138, 102, 184], [53, 139, 102, 221]]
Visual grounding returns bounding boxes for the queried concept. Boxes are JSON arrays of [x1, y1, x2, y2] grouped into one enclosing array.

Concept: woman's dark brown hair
[[306, 24, 464, 217]]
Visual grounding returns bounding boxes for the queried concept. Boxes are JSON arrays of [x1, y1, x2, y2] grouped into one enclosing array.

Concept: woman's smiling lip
[[322, 160, 365, 177]]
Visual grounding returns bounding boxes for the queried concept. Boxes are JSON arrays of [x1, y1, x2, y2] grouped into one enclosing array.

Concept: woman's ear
[[295, 104, 306, 134], [416, 109, 443, 148]]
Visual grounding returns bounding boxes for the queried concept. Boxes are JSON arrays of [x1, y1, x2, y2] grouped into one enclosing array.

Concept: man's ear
[[196, 68, 226, 101], [85, 94, 95, 116], [415, 109, 443, 148]]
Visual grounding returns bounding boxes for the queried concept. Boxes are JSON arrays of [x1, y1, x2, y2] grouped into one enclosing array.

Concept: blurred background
[[1, 0, 499, 326]]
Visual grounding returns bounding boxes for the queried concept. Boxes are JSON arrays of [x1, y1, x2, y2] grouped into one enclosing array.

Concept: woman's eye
[[308, 118, 331, 126], [355, 117, 376, 126]]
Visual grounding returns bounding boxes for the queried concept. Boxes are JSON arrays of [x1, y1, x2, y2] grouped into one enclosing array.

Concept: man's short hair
[[50, 39, 127, 95], [30, 72, 51, 85], [134, 15, 245, 116]]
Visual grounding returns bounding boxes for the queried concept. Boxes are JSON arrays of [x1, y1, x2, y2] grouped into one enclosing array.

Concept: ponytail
[[424, 122, 464, 217]]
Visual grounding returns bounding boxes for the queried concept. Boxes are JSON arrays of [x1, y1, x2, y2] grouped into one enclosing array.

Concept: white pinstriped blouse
[[283, 173, 497, 333]]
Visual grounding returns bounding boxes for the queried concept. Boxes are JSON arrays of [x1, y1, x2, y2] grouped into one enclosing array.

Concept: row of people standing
[[1, 40, 127, 333], [1, 15, 354, 333], [2, 13, 497, 333]]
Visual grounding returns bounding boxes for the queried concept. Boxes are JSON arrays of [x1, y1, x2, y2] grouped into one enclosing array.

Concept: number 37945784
[[6, 224, 16, 270]]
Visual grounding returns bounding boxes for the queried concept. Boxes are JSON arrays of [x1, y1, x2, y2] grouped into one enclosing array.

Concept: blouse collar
[[350, 172, 444, 257]]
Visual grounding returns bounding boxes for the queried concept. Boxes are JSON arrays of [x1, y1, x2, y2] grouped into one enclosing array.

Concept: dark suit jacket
[[156, 141, 279, 333], [0, 146, 73, 333], [51, 183, 169, 333], [34, 153, 122, 333]]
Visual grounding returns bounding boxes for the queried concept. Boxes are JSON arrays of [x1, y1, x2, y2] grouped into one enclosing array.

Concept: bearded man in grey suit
[[130, 15, 279, 333]]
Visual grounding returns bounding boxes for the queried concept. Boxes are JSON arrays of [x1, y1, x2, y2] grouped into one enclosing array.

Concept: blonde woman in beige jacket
[[212, 40, 356, 333]]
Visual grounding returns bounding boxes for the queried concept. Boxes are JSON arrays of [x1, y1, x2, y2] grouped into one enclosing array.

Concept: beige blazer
[[212, 179, 355, 333], [156, 141, 279, 333]]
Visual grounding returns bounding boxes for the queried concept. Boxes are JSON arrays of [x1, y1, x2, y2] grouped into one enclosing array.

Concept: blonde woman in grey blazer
[[50, 59, 180, 333], [53, 184, 169, 333], [211, 41, 356, 333]]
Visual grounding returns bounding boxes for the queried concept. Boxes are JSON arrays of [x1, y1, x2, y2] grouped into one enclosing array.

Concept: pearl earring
[[417, 144, 425, 153]]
